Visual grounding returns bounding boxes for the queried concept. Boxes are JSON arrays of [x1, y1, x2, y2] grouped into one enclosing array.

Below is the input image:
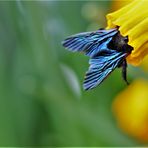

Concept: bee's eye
[[124, 36, 128, 42]]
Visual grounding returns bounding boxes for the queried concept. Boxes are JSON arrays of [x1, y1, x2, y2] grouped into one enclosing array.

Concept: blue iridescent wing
[[83, 50, 127, 90], [62, 28, 118, 57]]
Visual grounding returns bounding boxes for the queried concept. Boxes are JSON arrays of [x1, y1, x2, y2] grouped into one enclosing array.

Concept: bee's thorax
[[108, 32, 133, 53]]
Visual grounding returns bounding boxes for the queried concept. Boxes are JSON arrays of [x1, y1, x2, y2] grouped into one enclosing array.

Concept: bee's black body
[[108, 33, 131, 52], [62, 28, 133, 90]]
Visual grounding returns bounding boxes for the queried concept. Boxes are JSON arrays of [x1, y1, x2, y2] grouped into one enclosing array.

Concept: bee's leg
[[122, 59, 129, 85]]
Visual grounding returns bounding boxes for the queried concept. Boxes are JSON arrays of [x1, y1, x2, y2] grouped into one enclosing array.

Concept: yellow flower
[[106, 0, 148, 66], [111, 0, 132, 11], [112, 79, 148, 142]]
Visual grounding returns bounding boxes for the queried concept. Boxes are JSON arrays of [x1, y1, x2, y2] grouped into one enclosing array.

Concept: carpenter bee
[[62, 28, 133, 90]]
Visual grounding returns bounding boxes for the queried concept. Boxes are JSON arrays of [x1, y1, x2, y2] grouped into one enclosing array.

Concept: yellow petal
[[111, 0, 133, 11], [106, 0, 148, 66]]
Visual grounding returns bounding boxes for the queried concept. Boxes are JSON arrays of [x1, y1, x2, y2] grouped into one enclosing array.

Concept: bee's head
[[108, 32, 133, 53]]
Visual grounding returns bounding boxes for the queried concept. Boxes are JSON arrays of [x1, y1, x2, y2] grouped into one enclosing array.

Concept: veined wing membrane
[[62, 28, 118, 57], [83, 50, 127, 90]]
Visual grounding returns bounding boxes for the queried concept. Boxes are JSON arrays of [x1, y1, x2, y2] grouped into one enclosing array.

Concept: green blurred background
[[0, 1, 140, 146]]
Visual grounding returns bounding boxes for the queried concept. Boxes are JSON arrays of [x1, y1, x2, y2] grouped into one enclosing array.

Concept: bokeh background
[[0, 0, 148, 146]]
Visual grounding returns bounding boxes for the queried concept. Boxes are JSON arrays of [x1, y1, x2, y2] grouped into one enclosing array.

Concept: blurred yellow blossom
[[106, 0, 148, 66], [112, 79, 148, 142]]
